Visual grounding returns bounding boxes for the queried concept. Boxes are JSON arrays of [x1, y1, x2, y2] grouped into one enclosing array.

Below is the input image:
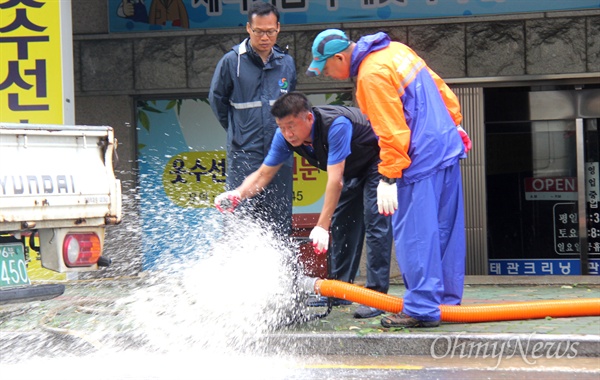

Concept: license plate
[[0, 243, 31, 288]]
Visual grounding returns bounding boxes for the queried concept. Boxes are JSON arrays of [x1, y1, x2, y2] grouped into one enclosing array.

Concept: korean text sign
[[1, 0, 74, 124], [108, 0, 600, 33]]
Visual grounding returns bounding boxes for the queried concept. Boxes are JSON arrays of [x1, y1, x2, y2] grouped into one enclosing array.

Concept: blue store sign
[[108, 0, 600, 33]]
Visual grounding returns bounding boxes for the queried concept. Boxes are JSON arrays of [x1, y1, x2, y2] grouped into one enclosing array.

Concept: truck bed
[[0, 123, 121, 232]]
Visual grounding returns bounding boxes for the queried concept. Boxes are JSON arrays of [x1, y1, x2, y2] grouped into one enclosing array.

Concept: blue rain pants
[[393, 161, 466, 321], [330, 162, 393, 293]]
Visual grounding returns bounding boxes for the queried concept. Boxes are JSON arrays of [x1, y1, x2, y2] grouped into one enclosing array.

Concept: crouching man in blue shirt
[[215, 92, 393, 319]]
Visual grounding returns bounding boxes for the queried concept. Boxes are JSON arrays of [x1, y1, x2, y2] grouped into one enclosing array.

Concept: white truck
[[0, 123, 122, 304]]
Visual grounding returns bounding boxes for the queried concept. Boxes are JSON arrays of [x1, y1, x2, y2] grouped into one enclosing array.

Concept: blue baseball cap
[[306, 29, 351, 77]]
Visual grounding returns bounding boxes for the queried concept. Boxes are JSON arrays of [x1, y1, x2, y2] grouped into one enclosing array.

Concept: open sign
[[525, 177, 578, 201]]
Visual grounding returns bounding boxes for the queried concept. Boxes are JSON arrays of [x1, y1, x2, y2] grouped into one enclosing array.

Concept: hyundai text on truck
[[0, 122, 122, 304]]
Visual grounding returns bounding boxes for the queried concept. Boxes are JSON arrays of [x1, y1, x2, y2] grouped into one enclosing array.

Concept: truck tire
[[0, 284, 65, 305]]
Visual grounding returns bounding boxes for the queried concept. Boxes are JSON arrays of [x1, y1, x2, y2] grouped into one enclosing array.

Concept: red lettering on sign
[[525, 177, 577, 192]]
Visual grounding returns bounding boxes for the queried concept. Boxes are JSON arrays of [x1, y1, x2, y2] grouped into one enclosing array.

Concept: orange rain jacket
[[351, 33, 466, 185]]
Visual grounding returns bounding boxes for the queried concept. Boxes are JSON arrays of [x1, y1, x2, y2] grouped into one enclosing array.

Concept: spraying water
[[0, 212, 317, 379], [124, 214, 308, 353]]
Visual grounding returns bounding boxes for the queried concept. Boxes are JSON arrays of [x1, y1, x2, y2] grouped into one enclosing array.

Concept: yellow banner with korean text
[[0, 0, 73, 124], [1, 0, 74, 280], [162, 151, 227, 208], [292, 155, 327, 207], [161, 151, 327, 209]]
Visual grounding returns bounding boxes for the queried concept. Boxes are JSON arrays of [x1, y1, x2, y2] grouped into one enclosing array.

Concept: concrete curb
[[0, 331, 146, 363], [263, 332, 600, 357], [2, 330, 599, 361]]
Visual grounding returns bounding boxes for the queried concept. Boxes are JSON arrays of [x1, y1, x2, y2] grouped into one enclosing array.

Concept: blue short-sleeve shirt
[[264, 114, 353, 168]]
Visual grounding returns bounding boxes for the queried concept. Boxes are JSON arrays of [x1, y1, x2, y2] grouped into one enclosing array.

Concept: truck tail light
[[62, 233, 102, 267]]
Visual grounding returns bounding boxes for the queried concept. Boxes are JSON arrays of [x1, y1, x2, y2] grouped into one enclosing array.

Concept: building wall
[[71, 2, 600, 276]]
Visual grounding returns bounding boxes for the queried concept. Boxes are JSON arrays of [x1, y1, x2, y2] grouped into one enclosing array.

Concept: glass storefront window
[[486, 87, 600, 275]]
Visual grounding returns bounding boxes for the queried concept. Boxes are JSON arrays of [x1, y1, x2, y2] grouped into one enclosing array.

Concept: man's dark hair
[[271, 92, 312, 119], [248, 2, 280, 23]]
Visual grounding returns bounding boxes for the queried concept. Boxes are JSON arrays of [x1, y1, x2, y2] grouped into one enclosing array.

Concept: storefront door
[[486, 87, 600, 275]]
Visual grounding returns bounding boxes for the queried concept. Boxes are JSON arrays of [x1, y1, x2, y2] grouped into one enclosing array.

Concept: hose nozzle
[[298, 276, 319, 295], [218, 198, 233, 211], [215, 191, 240, 213]]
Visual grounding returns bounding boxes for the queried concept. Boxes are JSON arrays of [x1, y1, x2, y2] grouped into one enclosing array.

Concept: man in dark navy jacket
[[209, 2, 296, 239]]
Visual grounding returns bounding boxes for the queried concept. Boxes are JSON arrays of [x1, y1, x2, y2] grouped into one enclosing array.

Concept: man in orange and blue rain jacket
[[306, 29, 472, 328]]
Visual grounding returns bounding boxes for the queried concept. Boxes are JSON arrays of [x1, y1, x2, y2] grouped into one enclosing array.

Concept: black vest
[[287, 106, 380, 179]]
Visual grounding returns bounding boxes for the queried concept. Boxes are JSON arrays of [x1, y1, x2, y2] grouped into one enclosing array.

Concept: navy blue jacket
[[209, 39, 297, 185]]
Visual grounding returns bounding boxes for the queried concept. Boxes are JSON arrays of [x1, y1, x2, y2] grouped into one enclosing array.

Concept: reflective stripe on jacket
[[209, 39, 297, 162]]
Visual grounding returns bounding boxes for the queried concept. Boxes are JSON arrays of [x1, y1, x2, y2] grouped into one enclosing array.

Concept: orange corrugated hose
[[314, 279, 600, 323]]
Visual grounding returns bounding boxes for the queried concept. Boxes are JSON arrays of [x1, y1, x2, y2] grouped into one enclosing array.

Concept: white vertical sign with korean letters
[[587, 162, 599, 212], [587, 162, 600, 253]]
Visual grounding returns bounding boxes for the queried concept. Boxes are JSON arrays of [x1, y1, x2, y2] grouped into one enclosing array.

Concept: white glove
[[377, 180, 398, 216], [309, 226, 329, 255], [214, 190, 241, 213]]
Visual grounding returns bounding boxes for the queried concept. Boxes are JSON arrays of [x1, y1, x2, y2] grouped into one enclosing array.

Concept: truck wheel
[[0, 284, 65, 305]]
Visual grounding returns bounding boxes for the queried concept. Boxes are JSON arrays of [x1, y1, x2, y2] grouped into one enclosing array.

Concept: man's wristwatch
[[381, 175, 396, 184]]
